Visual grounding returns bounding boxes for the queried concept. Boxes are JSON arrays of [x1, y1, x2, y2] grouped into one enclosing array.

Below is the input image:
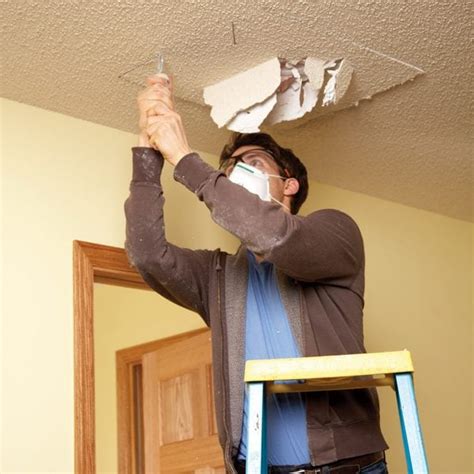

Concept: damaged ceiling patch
[[203, 49, 424, 132], [204, 56, 354, 133]]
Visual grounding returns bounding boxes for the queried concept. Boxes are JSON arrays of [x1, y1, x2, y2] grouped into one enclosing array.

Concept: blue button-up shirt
[[237, 251, 310, 465]]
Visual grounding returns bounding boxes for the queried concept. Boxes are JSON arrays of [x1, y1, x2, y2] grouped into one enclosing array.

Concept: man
[[124, 73, 389, 473]]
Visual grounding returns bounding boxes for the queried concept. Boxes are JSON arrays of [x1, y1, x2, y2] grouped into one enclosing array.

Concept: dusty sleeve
[[174, 153, 364, 283], [124, 147, 214, 323]]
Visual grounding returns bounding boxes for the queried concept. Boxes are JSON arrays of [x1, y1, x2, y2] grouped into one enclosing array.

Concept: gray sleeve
[[174, 153, 364, 283], [124, 147, 214, 323]]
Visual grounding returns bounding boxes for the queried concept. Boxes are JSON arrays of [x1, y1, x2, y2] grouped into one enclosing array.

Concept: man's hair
[[219, 132, 309, 214]]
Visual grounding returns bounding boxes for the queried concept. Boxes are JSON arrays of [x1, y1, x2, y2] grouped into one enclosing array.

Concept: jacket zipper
[[299, 285, 317, 468], [216, 252, 237, 473]]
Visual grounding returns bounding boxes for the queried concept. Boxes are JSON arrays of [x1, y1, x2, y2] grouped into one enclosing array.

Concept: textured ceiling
[[1, 0, 472, 221]]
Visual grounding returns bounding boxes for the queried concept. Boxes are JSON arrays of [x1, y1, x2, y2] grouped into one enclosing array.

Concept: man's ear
[[283, 178, 300, 197]]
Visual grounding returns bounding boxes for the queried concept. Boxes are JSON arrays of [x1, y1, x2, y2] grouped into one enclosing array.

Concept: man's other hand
[[136, 74, 192, 165]]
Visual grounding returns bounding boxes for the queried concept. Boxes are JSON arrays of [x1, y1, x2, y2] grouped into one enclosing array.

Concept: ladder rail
[[244, 351, 429, 474], [395, 373, 429, 474]]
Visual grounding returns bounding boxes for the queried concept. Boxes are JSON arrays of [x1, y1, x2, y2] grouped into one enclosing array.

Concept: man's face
[[222, 145, 288, 204]]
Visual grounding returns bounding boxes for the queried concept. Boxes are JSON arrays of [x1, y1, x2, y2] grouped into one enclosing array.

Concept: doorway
[[73, 241, 223, 473]]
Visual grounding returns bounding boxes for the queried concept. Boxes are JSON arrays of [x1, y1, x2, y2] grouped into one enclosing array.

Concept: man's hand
[[137, 74, 192, 166], [137, 74, 169, 146]]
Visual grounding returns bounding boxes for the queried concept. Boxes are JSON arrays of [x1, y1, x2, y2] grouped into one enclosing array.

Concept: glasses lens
[[220, 148, 290, 178], [222, 149, 273, 169]]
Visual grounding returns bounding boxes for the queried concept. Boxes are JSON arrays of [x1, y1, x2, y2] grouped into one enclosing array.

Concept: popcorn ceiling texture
[[1, 0, 472, 221]]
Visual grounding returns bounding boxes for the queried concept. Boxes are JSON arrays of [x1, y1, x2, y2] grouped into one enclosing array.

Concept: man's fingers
[[150, 88, 174, 106], [138, 94, 174, 121], [139, 102, 171, 129], [138, 83, 174, 113], [146, 112, 180, 135], [146, 75, 173, 100], [146, 73, 171, 87], [138, 86, 172, 103], [139, 101, 169, 126], [151, 86, 173, 103], [150, 101, 174, 116], [146, 109, 178, 124], [146, 119, 164, 139], [138, 74, 177, 139], [140, 95, 173, 110]]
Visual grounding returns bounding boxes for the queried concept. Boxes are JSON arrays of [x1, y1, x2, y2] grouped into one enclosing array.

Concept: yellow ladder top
[[244, 350, 414, 382]]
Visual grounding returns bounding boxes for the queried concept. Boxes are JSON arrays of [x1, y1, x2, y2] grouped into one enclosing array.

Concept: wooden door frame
[[73, 240, 152, 474]]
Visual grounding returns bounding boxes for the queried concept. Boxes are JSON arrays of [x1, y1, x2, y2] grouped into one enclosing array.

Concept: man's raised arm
[[124, 75, 214, 322]]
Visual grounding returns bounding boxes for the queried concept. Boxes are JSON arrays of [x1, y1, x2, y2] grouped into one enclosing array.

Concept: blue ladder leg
[[246, 382, 267, 473], [394, 373, 429, 473]]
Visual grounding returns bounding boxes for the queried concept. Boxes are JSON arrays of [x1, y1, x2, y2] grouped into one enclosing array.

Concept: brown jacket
[[124, 147, 388, 472]]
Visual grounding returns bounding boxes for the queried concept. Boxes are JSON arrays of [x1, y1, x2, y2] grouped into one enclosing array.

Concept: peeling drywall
[[204, 56, 355, 132], [202, 48, 423, 132], [203, 57, 281, 130]]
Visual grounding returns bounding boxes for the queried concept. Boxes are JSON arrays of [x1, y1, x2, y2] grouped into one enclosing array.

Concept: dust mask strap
[[267, 173, 291, 211], [270, 196, 291, 212]]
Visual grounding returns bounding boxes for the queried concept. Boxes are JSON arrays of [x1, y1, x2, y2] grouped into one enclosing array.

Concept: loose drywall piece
[[203, 57, 281, 128], [225, 93, 278, 133], [203, 56, 353, 133], [304, 57, 326, 91], [322, 59, 353, 106], [265, 59, 319, 126]]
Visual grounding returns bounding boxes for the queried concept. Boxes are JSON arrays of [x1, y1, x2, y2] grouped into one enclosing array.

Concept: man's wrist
[[169, 147, 193, 166], [138, 132, 150, 147]]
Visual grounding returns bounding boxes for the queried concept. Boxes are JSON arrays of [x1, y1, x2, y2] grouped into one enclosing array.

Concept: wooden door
[[142, 330, 225, 473]]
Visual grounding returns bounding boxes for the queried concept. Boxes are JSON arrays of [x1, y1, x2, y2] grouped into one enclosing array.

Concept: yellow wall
[[1, 98, 135, 473], [1, 98, 472, 473]]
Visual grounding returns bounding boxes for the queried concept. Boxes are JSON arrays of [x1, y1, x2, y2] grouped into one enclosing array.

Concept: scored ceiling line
[[352, 42, 425, 73]]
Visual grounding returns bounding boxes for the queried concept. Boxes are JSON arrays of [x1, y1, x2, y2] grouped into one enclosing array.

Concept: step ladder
[[244, 350, 429, 473]]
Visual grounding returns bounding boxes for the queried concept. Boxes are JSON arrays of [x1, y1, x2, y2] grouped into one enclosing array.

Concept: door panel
[[143, 330, 225, 473], [160, 372, 195, 444]]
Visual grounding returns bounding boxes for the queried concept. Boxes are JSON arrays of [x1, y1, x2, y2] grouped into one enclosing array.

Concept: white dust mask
[[228, 162, 290, 211]]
